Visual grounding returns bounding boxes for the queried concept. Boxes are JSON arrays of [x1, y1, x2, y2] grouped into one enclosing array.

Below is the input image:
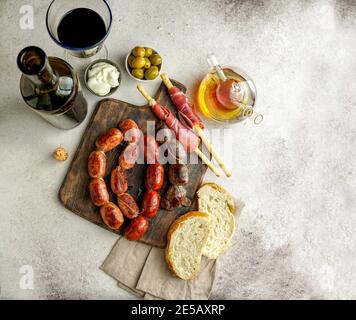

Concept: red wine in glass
[[46, 0, 112, 60], [57, 8, 107, 49]]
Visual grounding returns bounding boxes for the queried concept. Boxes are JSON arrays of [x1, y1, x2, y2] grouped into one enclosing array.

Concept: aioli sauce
[[87, 62, 120, 96]]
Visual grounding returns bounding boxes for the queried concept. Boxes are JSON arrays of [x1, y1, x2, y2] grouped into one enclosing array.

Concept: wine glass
[[46, 0, 112, 68]]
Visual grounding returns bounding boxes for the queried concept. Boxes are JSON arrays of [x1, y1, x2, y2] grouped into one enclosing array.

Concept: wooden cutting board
[[59, 80, 208, 248]]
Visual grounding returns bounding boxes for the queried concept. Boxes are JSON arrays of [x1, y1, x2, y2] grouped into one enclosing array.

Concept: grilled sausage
[[89, 178, 109, 206], [143, 135, 160, 164], [141, 190, 161, 218], [118, 119, 142, 144], [145, 163, 164, 190], [118, 143, 139, 170], [117, 193, 139, 219], [96, 128, 123, 152], [100, 202, 124, 230], [124, 216, 149, 241], [88, 150, 106, 178], [110, 166, 128, 195]]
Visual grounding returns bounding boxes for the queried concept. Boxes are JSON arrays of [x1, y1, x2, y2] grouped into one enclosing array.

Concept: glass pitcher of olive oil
[[197, 54, 262, 124]]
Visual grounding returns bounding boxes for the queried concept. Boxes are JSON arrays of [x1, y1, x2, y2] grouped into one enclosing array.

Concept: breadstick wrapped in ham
[[151, 101, 201, 153], [160, 74, 231, 177], [168, 86, 204, 129], [137, 85, 200, 153]]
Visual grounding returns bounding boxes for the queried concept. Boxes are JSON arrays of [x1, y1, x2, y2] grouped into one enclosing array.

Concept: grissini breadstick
[[194, 126, 232, 177]]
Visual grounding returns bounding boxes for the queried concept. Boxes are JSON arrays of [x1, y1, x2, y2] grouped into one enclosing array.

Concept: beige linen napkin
[[101, 201, 244, 300], [101, 238, 216, 299]]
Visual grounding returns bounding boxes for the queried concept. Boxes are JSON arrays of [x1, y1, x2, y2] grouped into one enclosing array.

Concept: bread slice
[[165, 211, 210, 280], [197, 183, 236, 259]]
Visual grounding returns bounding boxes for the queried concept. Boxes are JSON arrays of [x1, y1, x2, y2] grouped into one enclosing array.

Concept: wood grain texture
[[59, 80, 208, 248]]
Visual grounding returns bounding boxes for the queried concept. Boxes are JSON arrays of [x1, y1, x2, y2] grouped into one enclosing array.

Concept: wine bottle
[[17, 46, 87, 129]]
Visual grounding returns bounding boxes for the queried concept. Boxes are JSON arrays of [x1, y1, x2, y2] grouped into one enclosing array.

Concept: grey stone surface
[[0, 0, 355, 299]]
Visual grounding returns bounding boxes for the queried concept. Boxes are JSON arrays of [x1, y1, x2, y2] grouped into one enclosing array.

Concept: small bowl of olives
[[125, 46, 163, 81]]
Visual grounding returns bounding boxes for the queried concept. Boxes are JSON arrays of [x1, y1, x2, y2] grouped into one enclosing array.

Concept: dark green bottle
[[17, 46, 87, 129]]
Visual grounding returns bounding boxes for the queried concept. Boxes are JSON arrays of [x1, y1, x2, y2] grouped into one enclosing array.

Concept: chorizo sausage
[[141, 190, 161, 218], [110, 166, 128, 195], [145, 163, 164, 190], [143, 135, 160, 164], [89, 178, 109, 206], [117, 193, 139, 219], [124, 216, 149, 241], [100, 202, 124, 230], [96, 128, 123, 152], [118, 119, 142, 144], [88, 150, 106, 178], [118, 143, 139, 170]]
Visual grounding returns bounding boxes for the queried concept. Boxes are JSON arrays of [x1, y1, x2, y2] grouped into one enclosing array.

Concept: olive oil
[[197, 68, 256, 123]]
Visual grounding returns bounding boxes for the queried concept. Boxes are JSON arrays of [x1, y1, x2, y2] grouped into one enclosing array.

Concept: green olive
[[145, 67, 159, 80], [149, 54, 162, 66], [132, 47, 146, 57], [131, 57, 146, 69], [132, 68, 144, 79], [144, 48, 153, 57], [127, 55, 135, 68], [149, 65, 159, 72], [144, 58, 151, 69]]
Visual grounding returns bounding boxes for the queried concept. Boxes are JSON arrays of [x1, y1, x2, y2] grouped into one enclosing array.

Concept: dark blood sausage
[[118, 119, 142, 144], [143, 135, 160, 164], [100, 202, 124, 230], [117, 193, 139, 219], [124, 216, 149, 241], [161, 185, 191, 211], [168, 163, 189, 185], [96, 128, 123, 152], [145, 163, 164, 190], [141, 190, 161, 219], [88, 150, 106, 178], [118, 143, 139, 170], [89, 178, 109, 206], [110, 166, 128, 195]]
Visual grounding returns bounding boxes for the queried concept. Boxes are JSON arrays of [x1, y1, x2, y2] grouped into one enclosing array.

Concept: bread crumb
[[53, 147, 69, 161]]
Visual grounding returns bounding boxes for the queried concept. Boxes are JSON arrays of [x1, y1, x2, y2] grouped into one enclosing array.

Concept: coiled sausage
[[117, 193, 139, 219], [110, 166, 128, 195], [118, 143, 139, 170], [145, 163, 164, 190], [124, 216, 149, 241], [141, 190, 161, 218], [89, 178, 109, 206], [100, 202, 124, 230], [96, 128, 123, 152], [88, 150, 106, 178]]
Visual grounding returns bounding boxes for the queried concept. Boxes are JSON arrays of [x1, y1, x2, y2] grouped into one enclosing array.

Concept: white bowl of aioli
[[84, 59, 122, 97]]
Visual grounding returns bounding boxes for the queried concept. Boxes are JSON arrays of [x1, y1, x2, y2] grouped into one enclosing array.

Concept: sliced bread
[[197, 183, 236, 259], [165, 211, 210, 280]]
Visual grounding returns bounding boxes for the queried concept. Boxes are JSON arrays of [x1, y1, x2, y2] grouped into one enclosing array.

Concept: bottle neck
[[27, 59, 57, 88], [17, 46, 58, 90]]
